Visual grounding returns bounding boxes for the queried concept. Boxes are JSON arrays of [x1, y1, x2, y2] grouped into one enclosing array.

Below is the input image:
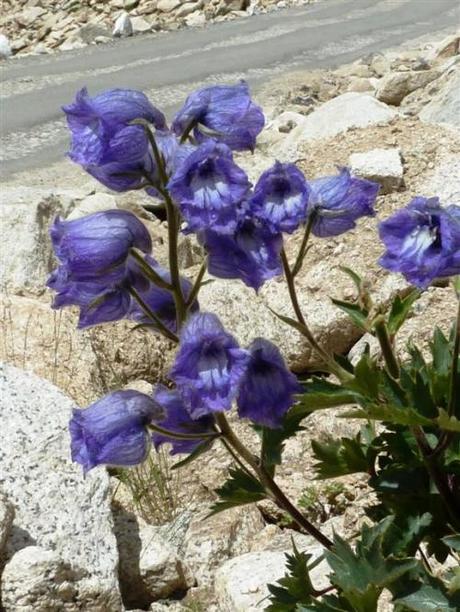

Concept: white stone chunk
[[349, 148, 404, 194], [113, 11, 133, 37], [0, 34, 12, 59]]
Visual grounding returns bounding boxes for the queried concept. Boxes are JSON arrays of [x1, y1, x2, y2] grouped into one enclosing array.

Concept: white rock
[[0, 187, 78, 295], [66, 192, 118, 220], [0, 490, 14, 555], [215, 548, 329, 611], [349, 148, 404, 194], [0, 34, 12, 59], [0, 363, 122, 610], [278, 93, 397, 161], [131, 16, 152, 34], [59, 38, 86, 51], [375, 70, 440, 105], [348, 332, 381, 366], [175, 1, 203, 18], [185, 12, 206, 26], [419, 70, 460, 131], [113, 12, 133, 38], [17, 7, 46, 27], [347, 76, 375, 93], [2, 546, 81, 612], [421, 153, 460, 205], [157, 0, 182, 12]]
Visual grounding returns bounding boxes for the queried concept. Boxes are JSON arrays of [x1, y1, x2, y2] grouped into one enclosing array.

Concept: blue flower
[[63, 88, 166, 191], [202, 218, 283, 291], [70, 390, 162, 473], [49, 210, 152, 281], [379, 197, 460, 288], [308, 167, 379, 237], [249, 162, 310, 234], [237, 339, 301, 429], [172, 82, 265, 152], [151, 385, 215, 455], [168, 141, 250, 234], [170, 313, 250, 418]]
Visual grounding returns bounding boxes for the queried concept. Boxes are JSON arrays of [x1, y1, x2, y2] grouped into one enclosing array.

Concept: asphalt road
[[1, 0, 459, 178]]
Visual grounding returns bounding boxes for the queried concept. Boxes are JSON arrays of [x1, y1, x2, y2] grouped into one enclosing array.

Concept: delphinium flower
[[237, 338, 301, 428], [201, 217, 283, 291], [307, 167, 379, 237], [151, 385, 215, 455], [172, 81, 265, 152], [379, 197, 460, 289], [168, 141, 250, 234], [249, 161, 310, 234], [70, 390, 163, 473], [63, 87, 166, 191], [170, 313, 250, 418], [129, 256, 199, 333]]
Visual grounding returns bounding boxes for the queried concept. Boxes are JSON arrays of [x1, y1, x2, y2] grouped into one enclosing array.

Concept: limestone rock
[[0, 34, 12, 59], [0, 188, 78, 296], [0, 363, 122, 610], [434, 33, 460, 59], [215, 548, 328, 611], [66, 192, 118, 220], [131, 16, 152, 34], [113, 12, 133, 37], [421, 153, 460, 204], [175, 1, 204, 19], [419, 70, 460, 130], [376, 70, 440, 105], [77, 23, 112, 44], [278, 93, 397, 161], [349, 148, 404, 194], [183, 505, 265, 586], [347, 76, 375, 93], [0, 490, 14, 556], [157, 0, 182, 12]]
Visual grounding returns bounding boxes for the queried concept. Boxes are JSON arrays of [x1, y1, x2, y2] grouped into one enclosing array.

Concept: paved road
[[1, 0, 459, 178]]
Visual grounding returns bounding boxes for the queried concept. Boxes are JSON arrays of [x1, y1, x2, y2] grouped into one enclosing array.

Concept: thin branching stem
[[128, 287, 179, 343]]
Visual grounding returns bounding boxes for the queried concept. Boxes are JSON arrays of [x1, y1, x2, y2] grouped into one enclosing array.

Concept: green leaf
[[325, 518, 419, 612], [268, 307, 313, 338], [383, 513, 432, 556], [437, 409, 460, 432], [297, 378, 359, 411], [343, 403, 433, 427], [431, 328, 451, 376], [311, 434, 369, 479], [387, 289, 421, 336], [331, 298, 369, 330], [338, 266, 363, 292], [208, 468, 266, 516], [346, 353, 380, 399], [171, 438, 214, 470], [442, 534, 460, 552], [394, 578, 460, 611], [254, 410, 306, 472]]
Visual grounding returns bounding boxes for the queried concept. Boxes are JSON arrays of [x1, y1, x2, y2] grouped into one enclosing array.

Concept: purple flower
[[146, 131, 196, 199], [202, 218, 283, 291], [129, 257, 199, 333], [379, 197, 460, 289], [151, 385, 215, 455], [63, 88, 166, 191], [170, 313, 250, 418], [70, 390, 162, 473], [168, 141, 250, 234], [237, 339, 301, 429], [249, 162, 310, 233], [308, 167, 379, 237], [172, 82, 265, 152], [49, 210, 151, 281]]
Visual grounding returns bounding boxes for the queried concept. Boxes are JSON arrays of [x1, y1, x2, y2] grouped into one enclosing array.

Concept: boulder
[[376, 70, 440, 105], [0, 34, 12, 59], [131, 16, 153, 34], [347, 77, 375, 93], [183, 506, 265, 586], [175, 1, 203, 19], [77, 23, 112, 44], [215, 548, 328, 611], [278, 93, 397, 162], [434, 33, 460, 60], [348, 148, 404, 194], [419, 70, 460, 130], [421, 153, 460, 205], [157, 0, 182, 12], [113, 12, 133, 37], [66, 192, 118, 220], [0, 363, 122, 610], [0, 490, 14, 556]]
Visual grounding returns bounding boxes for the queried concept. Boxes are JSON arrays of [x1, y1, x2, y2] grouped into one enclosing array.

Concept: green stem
[[186, 257, 207, 310], [292, 212, 315, 278], [130, 248, 173, 291], [128, 287, 179, 343], [374, 316, 400, 379], [148, 422, 220, 441], [447, 298, 460, 418], [163, 191, 187, 329], [215, 413, 334, 549]]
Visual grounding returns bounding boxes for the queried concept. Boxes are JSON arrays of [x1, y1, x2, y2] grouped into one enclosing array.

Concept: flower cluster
[[53, 81, 460, 479]]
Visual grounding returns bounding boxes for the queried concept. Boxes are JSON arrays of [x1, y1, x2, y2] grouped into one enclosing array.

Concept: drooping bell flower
[[379, 197, 460, 289], [307, 167, 379, 237], [172, 81, 265, 152], [237, 338, 302, 429], [170, 313, 250, 419], [249, 161, 310, 234], [168, 141, 250, 234], [151, 385, 215, 455], [49, 210, 152, 281], [69, 390, 163, 473], [63, 87, 166, 191], [202, 217, 283, 291]]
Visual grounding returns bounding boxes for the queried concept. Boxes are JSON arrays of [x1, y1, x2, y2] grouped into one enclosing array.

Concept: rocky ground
[[0, 31, 459, 612], [0, 0, 319, 58]]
